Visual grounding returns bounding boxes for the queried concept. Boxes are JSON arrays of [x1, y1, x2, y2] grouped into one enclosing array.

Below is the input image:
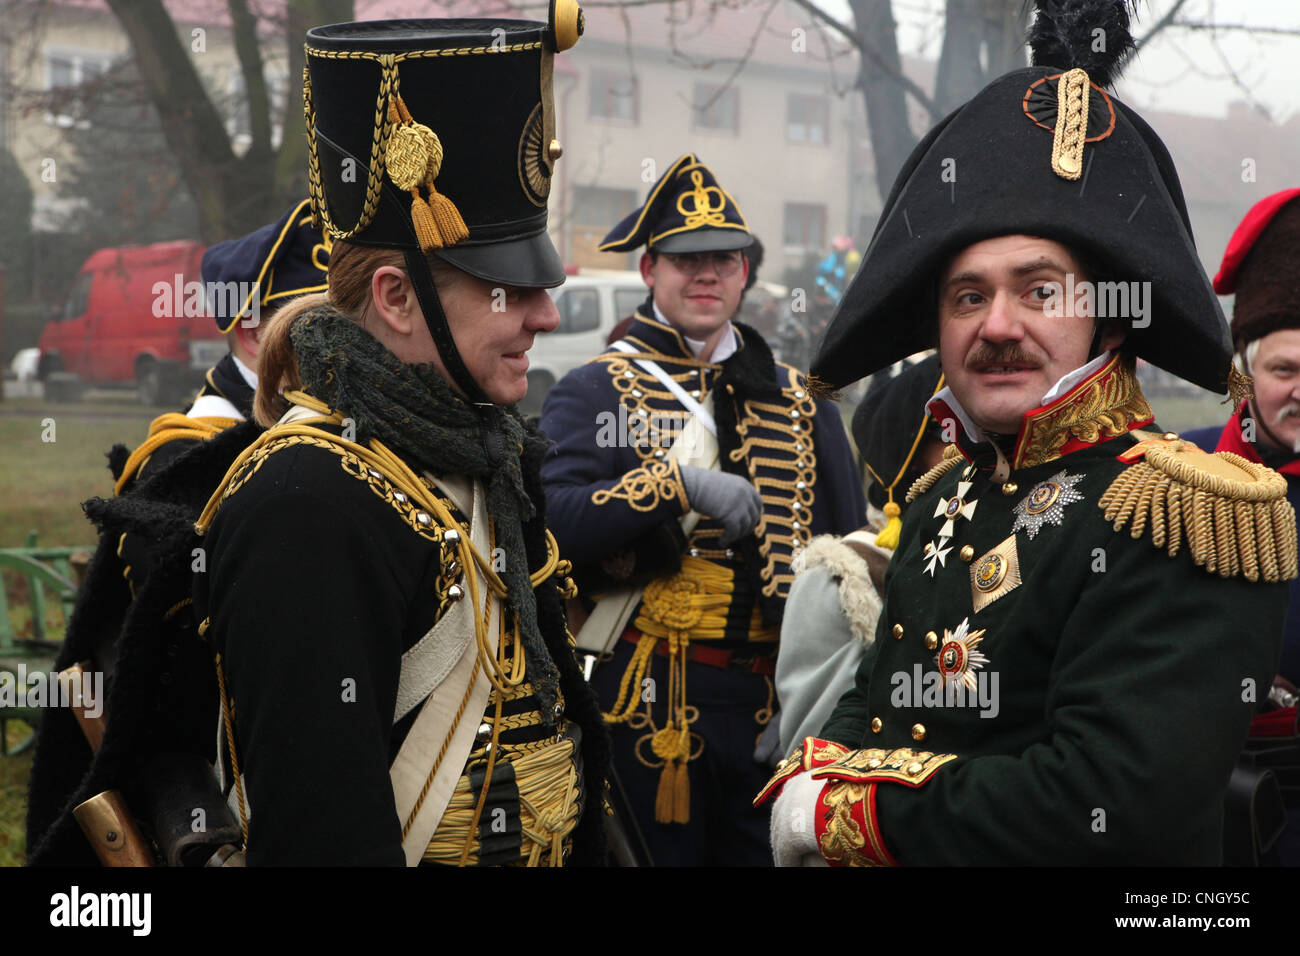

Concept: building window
[[570, 186, 638, 269], [589, 69, 638, 123], [784, 203, 827, 252], [44, 49, 112, 128], [693, 83, 739, 134], [787, 93, 829, 144]]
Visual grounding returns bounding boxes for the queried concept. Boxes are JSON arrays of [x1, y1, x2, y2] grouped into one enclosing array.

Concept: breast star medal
[[1011, 470, 1084, 539], [935, 617, 988, 692]]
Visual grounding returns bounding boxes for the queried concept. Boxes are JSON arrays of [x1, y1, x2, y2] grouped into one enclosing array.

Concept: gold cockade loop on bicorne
[[1013, 354, 1153, 470], [1051, 67, 1090, 180], [676, 170, 727, 228]]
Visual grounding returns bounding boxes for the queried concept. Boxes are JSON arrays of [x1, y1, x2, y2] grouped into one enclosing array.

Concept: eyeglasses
[[660, 250, 745, 278]]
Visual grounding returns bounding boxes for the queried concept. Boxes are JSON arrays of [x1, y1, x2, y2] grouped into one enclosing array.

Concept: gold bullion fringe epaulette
[[1099, 440, 1299, 582], [906, 444, 963, 502]]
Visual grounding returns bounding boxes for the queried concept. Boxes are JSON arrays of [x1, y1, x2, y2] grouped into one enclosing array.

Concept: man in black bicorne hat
[[539, 154, 864, 865], [757, 0, 1295, 866]]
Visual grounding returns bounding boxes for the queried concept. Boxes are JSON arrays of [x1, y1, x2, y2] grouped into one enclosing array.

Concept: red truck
[[37, 241, 227, 404]]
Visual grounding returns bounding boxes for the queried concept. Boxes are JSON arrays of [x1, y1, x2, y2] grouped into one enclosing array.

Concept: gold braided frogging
[[1099, 441, 1299, 582]]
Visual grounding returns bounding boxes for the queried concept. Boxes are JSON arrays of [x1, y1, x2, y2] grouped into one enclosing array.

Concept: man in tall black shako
[[539, 154, 864, 865], [758, 0, 1296, 866], [187, 5, 614, 866], [25, 203, 329, 866]]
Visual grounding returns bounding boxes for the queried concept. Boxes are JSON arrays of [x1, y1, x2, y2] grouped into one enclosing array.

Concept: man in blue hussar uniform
[[539, 154, 865, 865], [757, 0, 1296, 867]]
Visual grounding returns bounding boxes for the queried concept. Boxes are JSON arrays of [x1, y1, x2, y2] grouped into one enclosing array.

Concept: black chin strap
[[403, 247, 492, 407], [1087, 321, 1105, 360]]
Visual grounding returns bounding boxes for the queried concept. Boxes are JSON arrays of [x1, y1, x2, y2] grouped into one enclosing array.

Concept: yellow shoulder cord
[[862, 372, 945, 551], [114, 413, 239, 496]]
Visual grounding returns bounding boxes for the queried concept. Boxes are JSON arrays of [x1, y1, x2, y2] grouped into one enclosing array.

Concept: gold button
[[1001, 482, 1018, 496], [911, 723, 926, 741], [959, 545, 974, 562], [1163, 431, 1179, 441], [925, 630, 938, 650], [906, 761, 924, 775], [892, 623, 904, 640], [871, 717, 883, 733]]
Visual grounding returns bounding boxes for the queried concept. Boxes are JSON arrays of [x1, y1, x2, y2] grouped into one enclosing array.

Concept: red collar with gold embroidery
[[1213, 402, 1300, 477], [930, 353, 1155, 472]]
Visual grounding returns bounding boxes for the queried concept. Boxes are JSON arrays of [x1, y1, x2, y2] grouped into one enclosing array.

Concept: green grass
[[0, 723, 35, 866], [0, 399, 152, 866], [0, 399, 152, 549]]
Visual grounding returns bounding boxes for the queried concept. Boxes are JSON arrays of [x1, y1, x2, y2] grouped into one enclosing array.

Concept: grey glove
[[679, 465, 762, 546]]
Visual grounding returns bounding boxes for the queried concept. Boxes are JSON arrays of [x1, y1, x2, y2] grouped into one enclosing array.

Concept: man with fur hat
[[1184, 188, 1300, 865], [758, 0, 1294, 866], [540, 154, 864, 865]]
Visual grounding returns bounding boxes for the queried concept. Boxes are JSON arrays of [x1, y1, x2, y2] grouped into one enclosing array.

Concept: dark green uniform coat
[[819, 362, 1288, 865]]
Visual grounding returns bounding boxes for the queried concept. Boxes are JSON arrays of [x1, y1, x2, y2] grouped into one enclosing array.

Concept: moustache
[[966, 345, 1041, 371]]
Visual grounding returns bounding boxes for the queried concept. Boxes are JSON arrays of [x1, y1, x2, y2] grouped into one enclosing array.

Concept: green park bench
[[0, 532, 91, 755]]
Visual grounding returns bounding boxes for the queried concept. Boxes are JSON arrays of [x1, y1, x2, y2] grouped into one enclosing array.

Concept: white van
[[521, 268, 646, 414]]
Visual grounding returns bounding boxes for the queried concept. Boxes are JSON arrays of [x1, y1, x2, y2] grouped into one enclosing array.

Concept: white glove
[[769, 770, 828, 867]]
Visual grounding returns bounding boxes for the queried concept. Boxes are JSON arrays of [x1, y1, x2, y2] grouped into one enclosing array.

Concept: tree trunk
[[276, 0, 354, 205], [105, 0, 255, 242], [849, 0, 916, 203], [933, 0, 985, 114]]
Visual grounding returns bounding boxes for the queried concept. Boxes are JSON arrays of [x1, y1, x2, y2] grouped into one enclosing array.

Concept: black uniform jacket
[[192, 418, 601, 865]]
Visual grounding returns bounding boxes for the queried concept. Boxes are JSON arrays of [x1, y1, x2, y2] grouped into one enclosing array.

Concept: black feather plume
[[1028, 0, 1140, 88]]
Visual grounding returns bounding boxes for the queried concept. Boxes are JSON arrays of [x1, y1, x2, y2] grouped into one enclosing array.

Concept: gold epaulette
[[1099, 435, 1298, 582], [905, 444, 963, 502]]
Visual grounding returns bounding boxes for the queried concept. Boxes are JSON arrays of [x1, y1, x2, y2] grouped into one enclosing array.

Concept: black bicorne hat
[[813, 1, 1235, 396], [304, 7, 582, 287], [599, 154, 753, 254], [201, 198, 330, 333]]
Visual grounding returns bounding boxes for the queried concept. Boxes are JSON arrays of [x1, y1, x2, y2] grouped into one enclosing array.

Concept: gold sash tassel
[[1100, 440, 1298, 582]]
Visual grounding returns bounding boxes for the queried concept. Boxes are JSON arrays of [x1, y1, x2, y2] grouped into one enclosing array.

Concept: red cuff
[[754, 737, 850, 806]]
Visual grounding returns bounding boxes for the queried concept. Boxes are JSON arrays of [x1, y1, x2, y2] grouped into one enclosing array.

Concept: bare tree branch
[[1132, 0, 1194, 55], [787, 0, 939, 120], [104, 0, 240, 240], [1167, 20, 1300, 38]]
